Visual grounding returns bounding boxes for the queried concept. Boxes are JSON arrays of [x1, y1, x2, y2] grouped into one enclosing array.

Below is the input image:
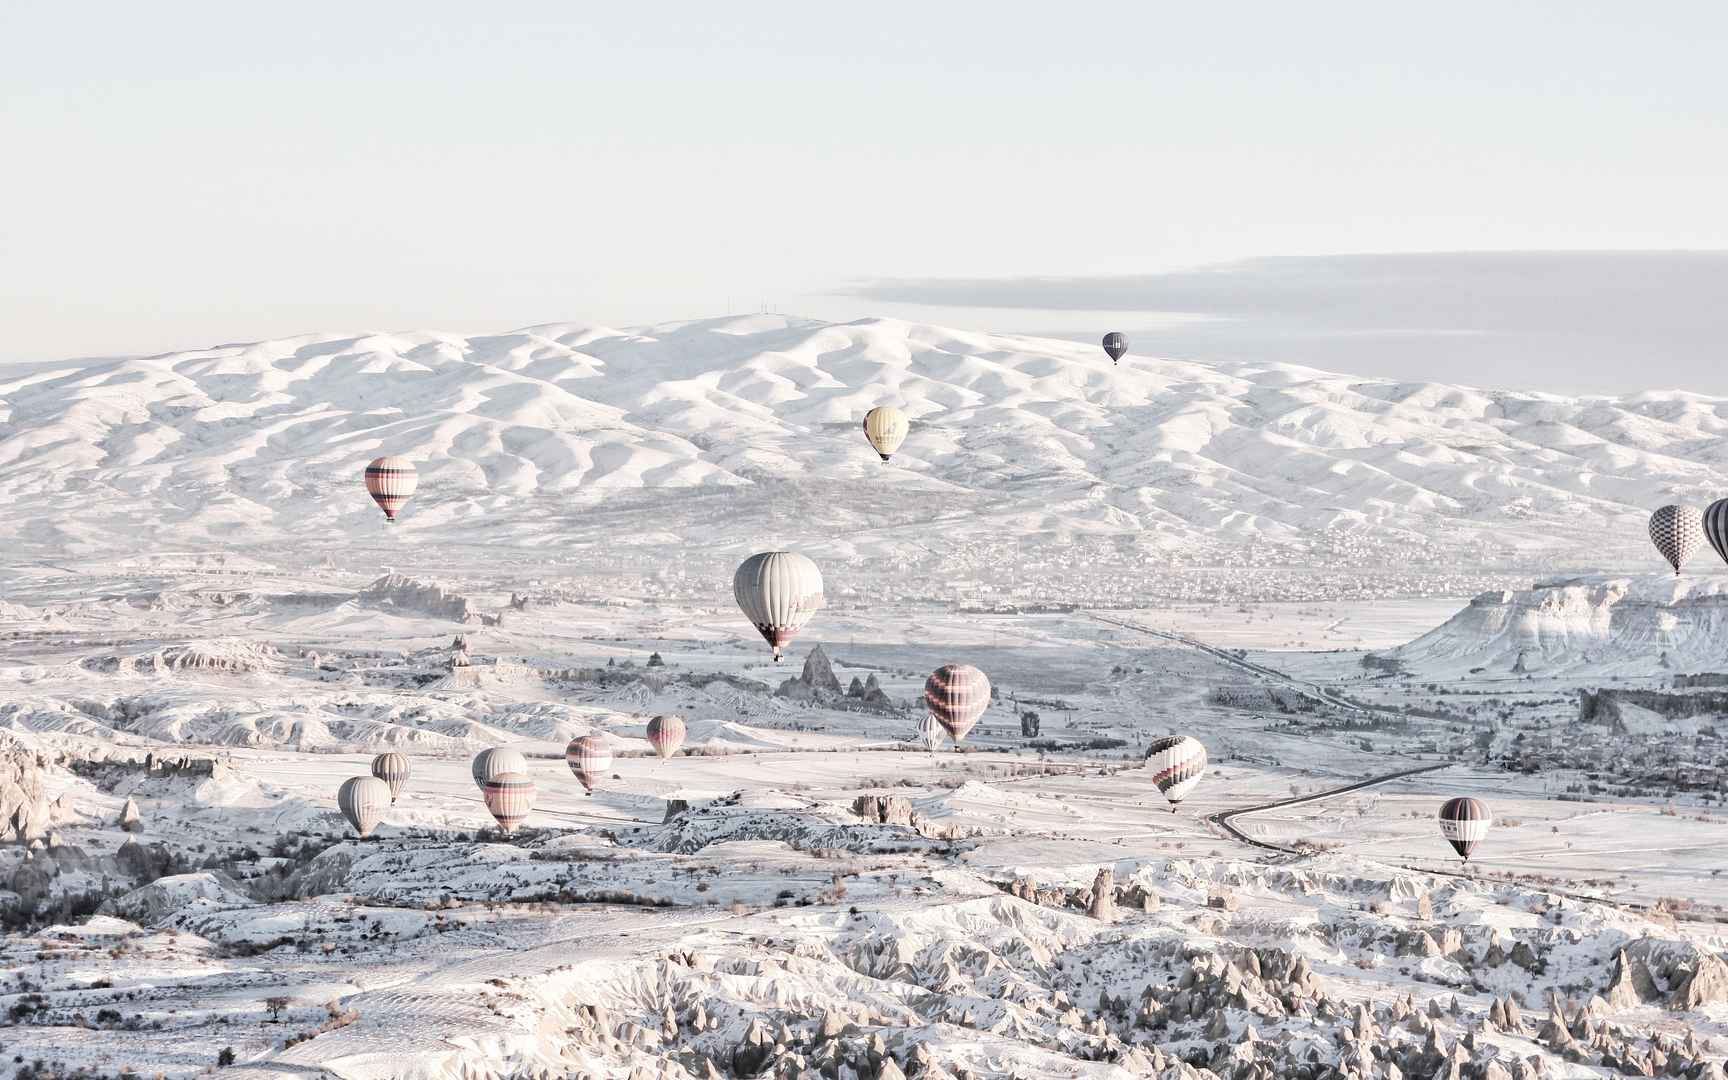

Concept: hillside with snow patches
[[3, 314, 1726, 578]]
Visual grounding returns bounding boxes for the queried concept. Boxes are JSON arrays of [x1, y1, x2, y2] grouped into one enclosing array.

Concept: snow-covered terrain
[[5, 316, 1728, 1079]]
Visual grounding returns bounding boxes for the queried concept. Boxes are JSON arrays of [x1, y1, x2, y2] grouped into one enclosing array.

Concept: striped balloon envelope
[[924, 664, 991, 745], [471, 747, 527, 792], [645, 715, 686, 760], [1144, 735, 1207, 810], [337, 776, 391, 838], [862, 406, 910, 462], [482, 773, 536, 834], [364, 456, 418, 523], [1703, 498, 1728, 569], [1438, 797, 1491, 861], [733, 551, 824, 662], [914, 713, 945, 753], [566, 734, 613, 794], [370, 752, 410, 803]]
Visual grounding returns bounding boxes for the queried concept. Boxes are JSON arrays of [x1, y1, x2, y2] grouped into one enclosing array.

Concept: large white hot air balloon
[[364, 456, 418, 523], [338, 776, 391, 838], [472, 747, 527, 792], [862, 407, 910, 462], [733, 551, 824, 662]]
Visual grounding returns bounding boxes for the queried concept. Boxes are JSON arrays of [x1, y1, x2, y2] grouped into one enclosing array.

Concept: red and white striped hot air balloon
[[645, 715, 686, 760], [364, 456, 418, 523], [924, 664, 991, 746], [566, 734, 612, 795], [482, 773, 535, 835]]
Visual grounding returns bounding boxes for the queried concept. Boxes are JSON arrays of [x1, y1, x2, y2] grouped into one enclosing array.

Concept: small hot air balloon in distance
[[862, 406, 910, 462], [370, 752, 409, 803], [364, 456, 419, 523], [914, 713, 945, 753], [1102, 332, 1128, 365], [924, 664, 991, 746], [1703, 498, 1728, 569], [566, 734, 613, 795], [734, 551, 824, 662], [1649, 504, 1704, 575], [337, 776, 391, 838], [646, 715, 686, 760], [1144, 735, 1207, 812], [472, 747, 527, 793], [482, 773, 536, 835], [1438, 796, 1490, 862]]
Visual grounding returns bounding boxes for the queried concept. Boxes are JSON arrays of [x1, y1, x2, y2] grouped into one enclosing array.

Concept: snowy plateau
[[3, 315, 1728, 1080]]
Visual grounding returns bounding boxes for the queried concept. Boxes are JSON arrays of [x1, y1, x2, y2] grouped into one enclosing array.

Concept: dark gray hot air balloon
[[1102, 332, 1128, 364], [1703, 498, 1728, 569], [1649, 504, 1704, 575], [337, 776, 391, 838]]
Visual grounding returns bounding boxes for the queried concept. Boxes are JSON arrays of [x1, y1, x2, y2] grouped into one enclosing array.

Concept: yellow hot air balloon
[[862, 407, 910, 463]]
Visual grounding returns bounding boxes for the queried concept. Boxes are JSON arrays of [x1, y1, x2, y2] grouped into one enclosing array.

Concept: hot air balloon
[[1650, 504, 1704, 575], [364, 456, 419, 523], [1102, 332, 1128, 365], [862, 406, 910, 463], [1704, 498, 1728, 568], [914, 713, 945, 753], [472, 747, 527, 792], [337, 776, 391, 838], [482, 773, 536, 835], [1438, 797, 1490, 862], [370, 752, 410, 803], [646, 715, 686, 760], [733, 551, 824, 662], [566, 734, 613, 795], [1144, 735, 1207, 811], [924, 664, 991, 745]]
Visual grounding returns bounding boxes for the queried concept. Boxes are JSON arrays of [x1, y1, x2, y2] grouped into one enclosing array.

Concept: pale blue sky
[[3, 1, 1726, 390]]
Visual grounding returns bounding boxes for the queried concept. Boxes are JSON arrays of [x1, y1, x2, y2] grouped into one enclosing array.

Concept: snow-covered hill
[[1394, 574, 1728, 676], [4, 314, 1725, 577]]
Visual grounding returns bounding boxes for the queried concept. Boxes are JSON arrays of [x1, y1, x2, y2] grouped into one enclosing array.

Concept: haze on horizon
[[4, 1, 1727, 394]]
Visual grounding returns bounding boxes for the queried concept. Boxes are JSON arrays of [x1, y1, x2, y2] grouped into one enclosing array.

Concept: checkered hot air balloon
[[645, 715, 686, 760], [471, 747, 527, 792], [566, 734, 612, 795], [1649, 504, 1704, 575], [1438, 797, 1490, 862], [482, 773, 536, 835], [862, 406, 910, 462], [733, 551, 824, 662], [337, 776, 391, 839], [364, 456, 418, 523], [1144, 735, 1206, 810], [924, 664, 991, 745], [370, 752, 409, 803]]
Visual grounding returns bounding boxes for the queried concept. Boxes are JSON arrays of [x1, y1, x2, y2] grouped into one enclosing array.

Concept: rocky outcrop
[[0, 734, 55, 842], [358, 573, 480, 623], [1088, 868, 1115, 922], [852, 795, 915, 828], [776, 644, 841, 699], [1674, 952, 1728, 1009], [118, 797, 143, 833]]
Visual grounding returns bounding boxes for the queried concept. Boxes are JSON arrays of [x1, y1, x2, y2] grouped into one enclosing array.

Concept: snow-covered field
[[5, 317, 1728, 1079]]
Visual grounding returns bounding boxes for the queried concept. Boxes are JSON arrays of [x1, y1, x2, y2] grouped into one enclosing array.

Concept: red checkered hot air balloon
[[924, 664, 991, 746]]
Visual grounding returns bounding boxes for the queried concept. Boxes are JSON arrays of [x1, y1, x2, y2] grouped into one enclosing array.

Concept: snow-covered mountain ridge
[[3, 314, 1724, 574]]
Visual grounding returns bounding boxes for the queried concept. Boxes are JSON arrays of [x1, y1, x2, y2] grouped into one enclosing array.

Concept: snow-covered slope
[[1394, 574, 1728, 676], [3, 314, 1725, 573]]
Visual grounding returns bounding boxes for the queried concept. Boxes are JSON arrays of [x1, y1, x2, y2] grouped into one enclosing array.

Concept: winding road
[[1204, 762, 1452, 854]]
